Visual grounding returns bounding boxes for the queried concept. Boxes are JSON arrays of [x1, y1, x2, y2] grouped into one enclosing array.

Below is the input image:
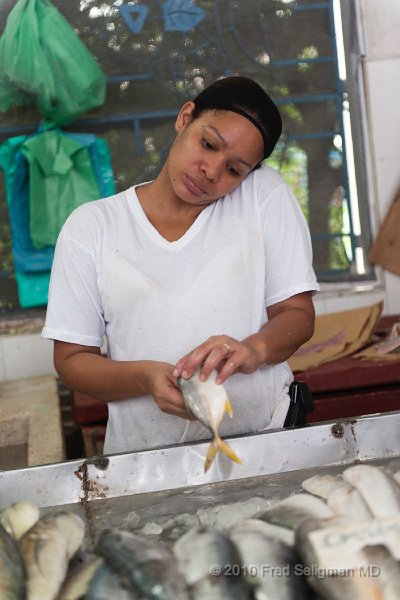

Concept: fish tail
[[204, 437, 242, 472], [224, 399, 233, 417]]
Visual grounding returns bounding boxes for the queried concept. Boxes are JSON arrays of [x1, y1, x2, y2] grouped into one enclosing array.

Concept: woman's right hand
[[144, 361, 194, 420]]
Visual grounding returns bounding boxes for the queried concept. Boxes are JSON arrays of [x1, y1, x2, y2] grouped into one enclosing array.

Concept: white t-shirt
[[42, 165, 319, 455]]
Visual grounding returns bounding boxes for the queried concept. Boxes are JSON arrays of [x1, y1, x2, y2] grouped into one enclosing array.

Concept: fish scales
[[98, 528, 189, 600], [50, 512, 85, 558], [295, 519, 382, 600], [19, 512, 84, 600], [0, 525, 26, 600], [86, 562, 137, 600], [361, 544, 400, 600], [229, 526, 311, 600], [19, 520, 69, 600], [256, 493, 334, 530], [179, 372, 228, 429], [0, 502, 39, 541], [228, 519, 295, 546], [174, 526, 255, 600], [178, 368, 241, 472], [58, 556, 103, 600], [342, 465, 400, 518], [327, 486, 373, 520], [301, 474, 351, 500]]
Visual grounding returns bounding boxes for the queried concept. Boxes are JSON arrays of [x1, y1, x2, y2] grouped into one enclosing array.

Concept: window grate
[[0, 0, 373, 312]]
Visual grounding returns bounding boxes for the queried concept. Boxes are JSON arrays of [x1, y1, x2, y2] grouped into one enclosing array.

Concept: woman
[[42, 76, 319, 457]]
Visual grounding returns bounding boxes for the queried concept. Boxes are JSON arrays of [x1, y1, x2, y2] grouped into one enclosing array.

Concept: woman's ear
[[175, 101, 196, 132]]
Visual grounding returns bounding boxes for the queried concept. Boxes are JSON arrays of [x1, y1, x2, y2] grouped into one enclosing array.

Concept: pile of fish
[[1, 464, 400, 599]]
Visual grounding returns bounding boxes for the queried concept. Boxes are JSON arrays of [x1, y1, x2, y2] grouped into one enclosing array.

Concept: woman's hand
[[173, 336, 263, 385], [172, 293, 316, 386], [145, 361, 195, 420]]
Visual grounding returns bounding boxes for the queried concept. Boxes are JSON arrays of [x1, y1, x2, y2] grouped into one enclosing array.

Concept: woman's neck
[[135, 171, 206, 242], [136, 167, 205, 221]]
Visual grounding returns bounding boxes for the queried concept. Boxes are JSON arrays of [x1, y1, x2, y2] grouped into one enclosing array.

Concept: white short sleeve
[[260, 182, 318, 306], [42, 228, 105, 346]]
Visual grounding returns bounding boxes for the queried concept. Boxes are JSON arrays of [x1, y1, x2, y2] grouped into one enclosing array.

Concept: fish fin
[[224, 399, 233, 417], [204, 437, 241, 472], [204, 439, 219, 473]]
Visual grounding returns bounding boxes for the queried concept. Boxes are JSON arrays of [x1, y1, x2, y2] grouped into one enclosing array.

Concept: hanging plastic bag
[[67, 133, 116, 200], [0, 0, 106, 125], [0, 130, 115, 266], [21, 130, 102, 248]]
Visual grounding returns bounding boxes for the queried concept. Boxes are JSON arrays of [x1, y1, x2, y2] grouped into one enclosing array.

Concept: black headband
[[193, 76, 282, 159]]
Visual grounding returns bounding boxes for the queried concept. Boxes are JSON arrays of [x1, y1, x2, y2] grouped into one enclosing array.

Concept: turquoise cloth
[[14, 271, 50, 309]]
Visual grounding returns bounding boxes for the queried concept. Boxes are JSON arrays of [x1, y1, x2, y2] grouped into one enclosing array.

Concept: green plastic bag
[[0, 0, 106, 125], [22, 129, 101, 248]]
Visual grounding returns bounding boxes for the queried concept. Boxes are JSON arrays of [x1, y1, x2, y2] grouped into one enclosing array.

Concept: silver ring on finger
[[222, 342, 231, 352]]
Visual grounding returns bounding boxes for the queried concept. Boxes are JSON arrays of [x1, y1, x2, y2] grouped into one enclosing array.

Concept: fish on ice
[[174, 526, 254, 599], [97, 528, 189, 600]]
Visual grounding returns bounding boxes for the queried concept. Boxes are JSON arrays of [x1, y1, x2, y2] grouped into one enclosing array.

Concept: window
[[0, 0, 373, 313]]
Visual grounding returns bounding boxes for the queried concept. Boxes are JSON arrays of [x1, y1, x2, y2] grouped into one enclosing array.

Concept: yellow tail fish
[[178, 368, 241, 472]]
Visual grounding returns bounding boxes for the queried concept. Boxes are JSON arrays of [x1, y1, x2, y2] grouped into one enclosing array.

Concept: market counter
[[1, 411, 400, 553]]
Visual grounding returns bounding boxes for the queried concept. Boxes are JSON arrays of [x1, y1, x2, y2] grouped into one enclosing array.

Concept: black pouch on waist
[[283, 381, 314, 428]]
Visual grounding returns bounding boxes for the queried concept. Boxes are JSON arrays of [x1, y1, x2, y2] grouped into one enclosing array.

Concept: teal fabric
[[15, 271, 50, 308], [0, 139, 55, 270]]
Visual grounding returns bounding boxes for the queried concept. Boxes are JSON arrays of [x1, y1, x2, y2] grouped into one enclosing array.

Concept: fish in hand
[[178, 368, 241, 472]]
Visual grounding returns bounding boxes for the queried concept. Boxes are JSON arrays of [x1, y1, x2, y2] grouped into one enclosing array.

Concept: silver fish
[[0, 501, 40, 540], [178, 368, 241, 472], [0, 525, 26, 600], [50, 512, 85, 558], [98, 528, 190, 600], [228, 519, 295, 547], [255, 493, 334, 530], [229, 525, 311, 600], [302, 473, 374, 520], [174, 525, 255, 600], [361, 544, 400, 600], [86, 561, 138, 600], [327, 485, 373, 520], [19, 512, 84, 600], [342, 465, 400, 518], [295, 518, 379, 600], [58, 556, 103, 600], [302, 474, 351, 500]]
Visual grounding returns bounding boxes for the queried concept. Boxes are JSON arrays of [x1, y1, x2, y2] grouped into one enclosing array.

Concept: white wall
[[1, 0, 399, 381], [0, 333, 57, 381]]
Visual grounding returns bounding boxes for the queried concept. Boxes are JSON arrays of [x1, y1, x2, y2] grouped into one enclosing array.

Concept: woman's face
[[166, 102, 264, 207]]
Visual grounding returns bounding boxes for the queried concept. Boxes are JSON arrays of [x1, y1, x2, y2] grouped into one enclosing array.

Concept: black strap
[[283, 381, 314, 428]]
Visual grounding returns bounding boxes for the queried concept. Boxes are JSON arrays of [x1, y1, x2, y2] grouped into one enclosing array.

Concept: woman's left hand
[[173, 335, 262, 385]]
